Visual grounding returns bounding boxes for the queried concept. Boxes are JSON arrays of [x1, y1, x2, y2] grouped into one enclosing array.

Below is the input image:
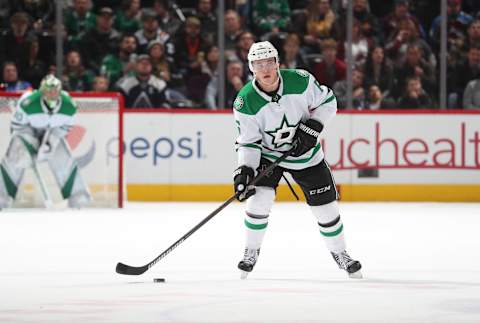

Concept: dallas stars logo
[[265, 115, 298, 148]]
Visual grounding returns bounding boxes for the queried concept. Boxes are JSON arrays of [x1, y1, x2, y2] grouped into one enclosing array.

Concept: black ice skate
[[238, 248, 260, 279], [331, 250, 362, 279]]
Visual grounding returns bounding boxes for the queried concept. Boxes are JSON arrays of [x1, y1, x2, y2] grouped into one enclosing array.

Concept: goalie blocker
[[0, 75, 91, 209]]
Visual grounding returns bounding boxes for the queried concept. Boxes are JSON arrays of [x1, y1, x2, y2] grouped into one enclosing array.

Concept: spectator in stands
[[393, 43, 436, 99], [148, 39, 171, 83], [463, 76, 480, 109], [101, 33, 138, 88], [385, 18, 436, 68], [153, 0, 182, 38], [62, 50, 95, 91], [337, 19, 375, 66], [224, 10, 243, 51], [302, 0, 337, 54], [280, 33, 309, 70], [252, 0, 290, 36], [365, 84, 396, 110], [79, 7, 120, 73], [382, 0, 425, 42], [333, 68, 366, 109], [312, 38, 346, 88], [196, 0, 217, 45], [173, 16, 210, 78], [227, 31, 256, 81], [64, 0, 96, 47], [114, 0, 141, 34], [450, 19, 480, 67], [466, 20, 480, 50], [12, 0, 53, 32], [205, 60, 245, 110], [0, 12, 33, 76], [22, 36, 47, 88], [430, 0, 473, 53], [92, 75, 110, 92], [135, 8, 172, 55], [185, 45, 219, 106], [116, 54, 168, 108], [337, 0, 383, 45], [1, 62, 32, 92], [448, 46, 480, 108], [0, 0, 11, 30], [397, 76, 433, 109], [363, 46, 394, 96]]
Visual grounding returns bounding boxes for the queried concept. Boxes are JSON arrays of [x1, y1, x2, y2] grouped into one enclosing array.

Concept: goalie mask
[[40, 74, 62, 110], [247, 41, 279, 73]]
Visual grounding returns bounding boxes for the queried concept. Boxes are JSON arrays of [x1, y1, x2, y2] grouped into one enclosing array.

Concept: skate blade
[[348, 270, 363, 279], [240, 270, 249, 280]]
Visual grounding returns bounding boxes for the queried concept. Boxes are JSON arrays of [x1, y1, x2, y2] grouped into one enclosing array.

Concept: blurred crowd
[[1, 0, 480, 109]]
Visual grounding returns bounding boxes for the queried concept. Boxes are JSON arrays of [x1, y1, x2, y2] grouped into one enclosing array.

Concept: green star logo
[[265, 115, 298, 149]]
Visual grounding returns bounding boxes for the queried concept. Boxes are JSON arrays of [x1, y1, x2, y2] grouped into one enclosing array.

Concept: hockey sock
[[244, 212, 269, 249], [311, 201, 346, 253]]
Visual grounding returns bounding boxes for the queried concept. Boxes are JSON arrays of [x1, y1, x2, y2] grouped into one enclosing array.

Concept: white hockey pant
[[0, 133, 90, 207], [310, 201, 346, 253]]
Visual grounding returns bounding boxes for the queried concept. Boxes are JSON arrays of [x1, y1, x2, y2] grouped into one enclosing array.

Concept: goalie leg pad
[[0, 134, 41, 199], [244, 187, 275, 249], [47, 140, 91, 206], [311, 201, 346, 253]]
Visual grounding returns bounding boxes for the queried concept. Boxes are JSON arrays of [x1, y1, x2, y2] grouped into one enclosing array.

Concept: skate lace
[[242, 248, 259, 265], [332, 251, 353, 269]]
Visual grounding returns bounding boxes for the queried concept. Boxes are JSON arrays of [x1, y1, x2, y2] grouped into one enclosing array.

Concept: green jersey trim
[[280, 69, 309, 95], [234, 82, 269, 116], [58, 92, 77, 116], [19, 91, 43, 114], [261, 144, 321, 163]]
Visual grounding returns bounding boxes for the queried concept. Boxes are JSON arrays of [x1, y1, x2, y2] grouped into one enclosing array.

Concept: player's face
[[252, 58, 279, 86], [43, 89, 60, 101]]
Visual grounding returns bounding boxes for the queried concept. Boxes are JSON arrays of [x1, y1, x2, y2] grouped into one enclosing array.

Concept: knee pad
[[310, 200, 340, 224], [246, 186, 275, 215]]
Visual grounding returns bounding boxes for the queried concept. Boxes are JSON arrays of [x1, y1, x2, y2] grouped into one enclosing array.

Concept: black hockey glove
[[291, 119, 324, 157], [233, 165, 256, 202]]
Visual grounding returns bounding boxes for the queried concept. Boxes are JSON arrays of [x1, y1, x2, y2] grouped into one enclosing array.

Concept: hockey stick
[[116, 149, 293, 275], [31, 159, 53, 209], [20, 129, 54, 209]]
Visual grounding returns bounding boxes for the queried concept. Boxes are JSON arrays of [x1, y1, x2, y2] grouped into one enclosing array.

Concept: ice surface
[[1, 202, 480, 322]]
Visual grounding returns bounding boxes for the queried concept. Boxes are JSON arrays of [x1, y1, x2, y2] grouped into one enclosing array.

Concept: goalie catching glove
[[233, 165, 256, 201], [290, 119, 324, 157]]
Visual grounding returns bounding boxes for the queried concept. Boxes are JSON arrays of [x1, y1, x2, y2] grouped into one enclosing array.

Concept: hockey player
[[233, 41, 362, 279], [0, 74, 91, 209]]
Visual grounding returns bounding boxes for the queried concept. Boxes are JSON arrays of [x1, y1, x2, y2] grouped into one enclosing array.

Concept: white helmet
[[247, 41, 279, 72], [40, 74, 62, 109]]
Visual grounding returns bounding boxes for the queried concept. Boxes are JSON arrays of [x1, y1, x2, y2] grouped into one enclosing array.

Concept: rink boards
[[1, 109, 480, 202], [122, 110, 480, 202]]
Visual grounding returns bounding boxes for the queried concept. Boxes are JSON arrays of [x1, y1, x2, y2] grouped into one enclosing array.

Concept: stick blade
[[116, 262, 149, 275]]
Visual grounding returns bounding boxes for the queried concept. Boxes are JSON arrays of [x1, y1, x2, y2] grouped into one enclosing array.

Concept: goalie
[[0, 75, 91, 209]]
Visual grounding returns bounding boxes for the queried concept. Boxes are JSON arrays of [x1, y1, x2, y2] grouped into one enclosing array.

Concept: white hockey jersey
[[233, 69, 337, 171], [11, 90, 77, 137]]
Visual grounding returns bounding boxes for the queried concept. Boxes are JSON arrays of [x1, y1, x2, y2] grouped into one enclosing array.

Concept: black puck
[[153, 278, 166, 283]]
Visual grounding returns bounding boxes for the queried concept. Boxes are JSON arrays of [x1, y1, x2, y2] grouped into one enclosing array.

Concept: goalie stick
[[115, 149, 293, 275], [30, 128, 54, 209]]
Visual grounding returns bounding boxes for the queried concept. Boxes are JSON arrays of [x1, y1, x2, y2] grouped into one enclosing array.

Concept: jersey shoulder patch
[[280, 69, 310, 95], [234, 81, 269, 115]]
